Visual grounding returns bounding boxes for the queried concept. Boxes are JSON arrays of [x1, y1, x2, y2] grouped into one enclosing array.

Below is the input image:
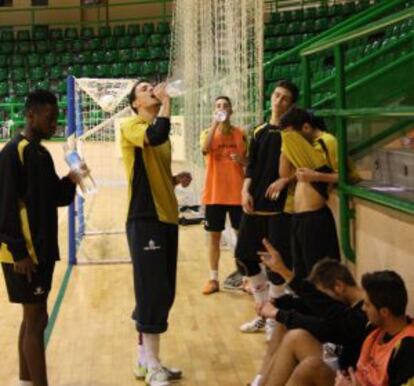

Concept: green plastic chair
[[51, 40, 66, 53], [128, 24, 140, 36], [148, 34, 162, 46], [67, 65, 82, 77], [98, 26, 111, 38], [11, 55, 25, 67], [0, 68, 8, 81], [157, 22, 170, 34], [15, 81, 29, 96], [60, 53, 73, 66], [103, 37, 117, 50], [72, 40, 83, 53], [56, 80, 67, 94], [264, 24, 275, 37], [0, 55, 8, 67], [34, 80, 50, 90], [12, 68, 26, 81], [1, 30, 14, 41], [50, 66, 63, 80], [0, 42, 13, 55], [49, 28, 63, 40], [81, 27, 95, 39], [117, 36, 131, 49], [316, 6, 328, 18], [28, 67, 44, 81], [118, 49, 132, 62], [149, 47, 164, 60], [304, 7, 317, 19], [17, 30, 31, 41], [158, 60, 169, 74], [65, 28, 78, 40], [134, 48, 150, 61], [142, 23, 155, 35], [126, 62, 139, 77], [86, 38, 101, 51], [17, 41, 31, 54], [34, 40, 49, 53], [32, 29, 48, 41], [91, 51, 105, 64], [0, 81, 8, 97], [104, 50, 119, 63], [142, 61, 156, 75], [81, 64, 95, 77], [96, 64, 111, 78], [132, 35, 147, 48], [44, 53, 56, 67], [111, 63, 124, 77], [113, 25, 126, 37]]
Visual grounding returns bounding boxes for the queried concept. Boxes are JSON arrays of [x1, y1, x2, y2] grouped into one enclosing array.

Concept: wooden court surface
[[1, 221, 266, 386]]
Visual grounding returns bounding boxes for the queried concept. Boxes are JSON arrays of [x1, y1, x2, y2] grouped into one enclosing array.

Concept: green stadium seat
[[134, 48, 150, 61], [15, 81, 29, 96], [314, 18, 329, 32], [119, 49, 132, 62], [34, 40, 49, 53], [0, 42, 13, 55], [28, 67, 44, 81], [270, 13, 279, 24], [67, 65, 82, 77], [50, 66, 63, 80], [1, 30, 14, 41], [103, 37, 117, 50], [158, 60, 169, 74], [32, 26, 48, 41], [0, 81, 8, 97], [50, 40, 65, 52], [149, 47, 164, 59], [96, 64, 111, 77], [44, 53, 56, 66], [148, 34, 162, 46], [11, 55, 25, 67], [81, 64, 94, 77], [157, 22, 170, 34], [117, 36, 131, 49], [12, 68, 26, 81], [343, 2, 356, 15], [264, 37, 275, 51], [127, 24, 140, 36], [316, 6, 328, 18], [0, 55, 8, 67], [65, 28, 78, 40], [142, 61, 156, 75], [18, 42, 31, 54], [264, 24, 274, 37], [60, 53, 72, 66], [91, 51, 105, 64], [104, 50, 118, 63], [142, 23, 155, 35], [35, 80, 50, 90], [17, 30, 31, 41], [49, 28, 63, 40], [81, 27, 95, 39], [287, 21, 300, 35], [0, 68, 8, 81], [161, 34, 170, 48], [301, 20, 314, 33], [72, 39, 83, 52], [126, 62, 139, 77], [111, 63, 124, 77], [98, 26, 111, 37], [304, 7, 317, 19], [85, 38, 102, 51], [113, 25, 126, 37], [133, 35, 147, 48]]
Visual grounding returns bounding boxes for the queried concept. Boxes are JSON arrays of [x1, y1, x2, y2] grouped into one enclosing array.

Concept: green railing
[[0, 0, 172, 29], [300, 6, 414, 261]]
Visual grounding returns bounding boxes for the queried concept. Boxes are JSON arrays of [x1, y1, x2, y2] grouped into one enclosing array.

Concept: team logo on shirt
[[33, 286, 45, 296], [144, 239, 161, 251]]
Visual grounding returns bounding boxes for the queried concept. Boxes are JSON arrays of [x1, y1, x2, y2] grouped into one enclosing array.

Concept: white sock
[[143, 333, 161, 369], [249, 271, 269, 304], [251, 374, 262, 386], [137, 338, 146, 366], [210, 270, 219, 281], [268, 283, 285, 299], [19, 381, 33, 386]]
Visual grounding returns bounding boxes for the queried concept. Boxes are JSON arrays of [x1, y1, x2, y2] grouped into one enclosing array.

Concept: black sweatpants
[[291, 205, 340, 280], [235, 212, 292, 285], [126, 218, 178, 334]]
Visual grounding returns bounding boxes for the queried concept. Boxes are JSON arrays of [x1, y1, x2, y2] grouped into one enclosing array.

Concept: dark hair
[[275, 79, 299, 104], [215, 95, 232, 107], [362, 271, 407, 317], [308, 111, 327, 132], [279, 106, 313, 131], [309, 258, 356, 289], [128, 79, 151, 114], [24, 89, 57, 115]]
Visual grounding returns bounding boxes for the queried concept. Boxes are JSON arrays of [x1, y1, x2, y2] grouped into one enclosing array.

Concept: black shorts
[[1, 259, 55, 304], [235, 212, 292, 284], [291, 205, 340, 279], [127, 218, 178, 334], [204, 204, 242, 232]]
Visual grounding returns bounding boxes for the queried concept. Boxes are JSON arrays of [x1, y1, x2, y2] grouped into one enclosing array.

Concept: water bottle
[[214, 110, 227, 122], [165, 79, 185, 97], [64, 147, 97, 195]]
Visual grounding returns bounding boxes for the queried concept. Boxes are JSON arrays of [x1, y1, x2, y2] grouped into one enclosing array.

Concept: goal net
[[169, 0, 264, 196]]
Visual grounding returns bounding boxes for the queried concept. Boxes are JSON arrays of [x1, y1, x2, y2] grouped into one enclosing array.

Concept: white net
[[169, 0, 264, 193], [71, 78, 137, 264]]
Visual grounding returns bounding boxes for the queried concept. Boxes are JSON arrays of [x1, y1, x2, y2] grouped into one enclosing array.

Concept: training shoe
[[223, 270, 244, 290], [240, 316, 266, 333], [134, 362, 148, 379], [135, 364, 182, 381], [265, 318, 276, 341], [202, 279, 219, 295], [145, 366, 170, 386]]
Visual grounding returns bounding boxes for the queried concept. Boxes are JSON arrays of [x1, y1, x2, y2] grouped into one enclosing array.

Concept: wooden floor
[[0, 223, 266, 386]]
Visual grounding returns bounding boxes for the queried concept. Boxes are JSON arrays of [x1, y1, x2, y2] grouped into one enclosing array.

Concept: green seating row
[[0, 22, 170, 42], [0, 33, 171, 55]]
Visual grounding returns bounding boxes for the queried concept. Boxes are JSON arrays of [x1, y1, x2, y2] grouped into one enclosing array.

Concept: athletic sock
[[210, 270, 219, 281], [249, 271, 269, 304], [18, 381, 33, 386], [137, 332, 146, 366], [268, 283, 285, 300], [143, 333, 161, 369]]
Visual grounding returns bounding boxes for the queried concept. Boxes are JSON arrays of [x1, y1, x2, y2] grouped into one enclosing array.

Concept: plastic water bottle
[[166, 79, 185, 97], [214, 110, 227, 122], [64, 147, 96, 195]]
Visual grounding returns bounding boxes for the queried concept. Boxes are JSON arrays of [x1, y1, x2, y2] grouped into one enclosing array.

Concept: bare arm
[[241, 177, 254, 214], [296, 168, 338, 184], [279, 153, 295, 179], [201, 123, 220, 154]]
